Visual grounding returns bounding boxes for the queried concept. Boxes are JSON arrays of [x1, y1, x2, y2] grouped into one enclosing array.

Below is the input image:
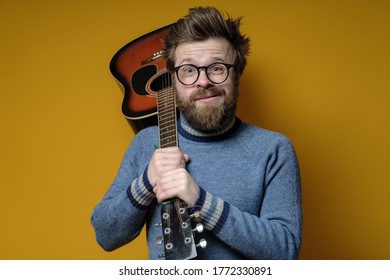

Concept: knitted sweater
[[91, 116, 302, 259]]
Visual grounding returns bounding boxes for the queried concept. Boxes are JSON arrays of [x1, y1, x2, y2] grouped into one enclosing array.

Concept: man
[[91, 6, 302, 260]]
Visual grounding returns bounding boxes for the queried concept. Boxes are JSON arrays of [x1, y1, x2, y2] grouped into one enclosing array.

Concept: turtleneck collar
[[177, 113, 241, 142]]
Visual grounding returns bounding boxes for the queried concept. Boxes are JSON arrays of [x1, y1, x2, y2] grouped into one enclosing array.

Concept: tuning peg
[[156, 236, 163, 245], [189, 211, 200, 219], [192, 223, 204, 233], [196, 238, 207, 249]]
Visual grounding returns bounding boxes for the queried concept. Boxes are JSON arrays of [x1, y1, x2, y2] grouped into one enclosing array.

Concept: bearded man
[[91, 6, 302, 260]]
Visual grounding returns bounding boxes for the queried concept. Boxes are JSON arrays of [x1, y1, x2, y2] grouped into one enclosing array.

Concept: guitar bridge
[[141, 50, 165, 65]]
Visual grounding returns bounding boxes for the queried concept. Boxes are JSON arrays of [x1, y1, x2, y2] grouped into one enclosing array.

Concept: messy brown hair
[[164, 6, 250, 76]]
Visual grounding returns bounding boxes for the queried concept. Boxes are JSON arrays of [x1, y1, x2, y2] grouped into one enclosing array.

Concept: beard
[[176, 83, 239, 132]]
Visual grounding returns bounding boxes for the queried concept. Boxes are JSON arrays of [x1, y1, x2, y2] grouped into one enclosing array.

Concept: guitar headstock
[[160, 199, 198, 260]]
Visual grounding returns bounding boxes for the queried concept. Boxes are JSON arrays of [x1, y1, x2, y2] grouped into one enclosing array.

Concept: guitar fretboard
[[157, 75, 177, 148], [156, 73, 198, 260]]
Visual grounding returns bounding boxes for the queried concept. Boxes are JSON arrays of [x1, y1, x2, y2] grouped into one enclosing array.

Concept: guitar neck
[[157, 75, 177, 148], [156, 74, 199, 260]]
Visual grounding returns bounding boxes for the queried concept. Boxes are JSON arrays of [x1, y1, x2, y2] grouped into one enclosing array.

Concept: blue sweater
[[91, 116, 302, 259]]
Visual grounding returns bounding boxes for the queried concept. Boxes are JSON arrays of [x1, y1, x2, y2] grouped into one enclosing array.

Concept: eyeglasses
[[174, 63, 234, 85]]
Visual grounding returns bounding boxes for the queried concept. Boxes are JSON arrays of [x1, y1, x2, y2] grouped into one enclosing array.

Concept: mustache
[[189, 87, 225, 102]]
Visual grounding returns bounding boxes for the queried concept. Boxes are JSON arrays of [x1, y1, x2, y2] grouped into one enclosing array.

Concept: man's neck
[[177, 113, 241, 142]]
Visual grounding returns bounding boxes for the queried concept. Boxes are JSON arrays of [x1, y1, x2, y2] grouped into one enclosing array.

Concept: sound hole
[[132, 65, 157, 95], [150, 72, 172, 92]]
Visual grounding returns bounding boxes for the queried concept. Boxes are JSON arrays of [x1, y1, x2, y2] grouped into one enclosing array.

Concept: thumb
[[183, 153, 190, 163]]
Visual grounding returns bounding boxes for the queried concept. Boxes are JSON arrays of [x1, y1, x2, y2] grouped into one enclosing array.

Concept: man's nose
[[196, 69, 211, 87]]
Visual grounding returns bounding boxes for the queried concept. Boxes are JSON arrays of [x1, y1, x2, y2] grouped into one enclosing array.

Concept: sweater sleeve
[[191, 136, 302, 259], [90, 138, 155, 252]]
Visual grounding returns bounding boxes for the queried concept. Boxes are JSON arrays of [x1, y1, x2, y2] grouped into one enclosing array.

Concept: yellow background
[[1, 0, 389, 260]]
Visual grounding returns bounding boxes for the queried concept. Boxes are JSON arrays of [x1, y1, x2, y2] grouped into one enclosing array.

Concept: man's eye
[[210, 65, 223, 73], [182, 66, 196, 74]]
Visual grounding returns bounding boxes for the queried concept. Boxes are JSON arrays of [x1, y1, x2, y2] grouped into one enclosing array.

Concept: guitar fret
[[161, 141, 177, 148], [159, 120, 176, 126], [158, 112, 175, 120], [158, 103, 176, 111], [157, 94, 173, 100], [160, 128, 176, 137], [160, 123, 176, 129], [160, 135, 177, 146], [159, 116, 176, 123], [158, 107, 175, 114], [159, 120, 176, 127]]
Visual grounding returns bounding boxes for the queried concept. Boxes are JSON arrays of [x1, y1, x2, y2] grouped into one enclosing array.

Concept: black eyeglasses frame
[[174, 63, 234, 85]]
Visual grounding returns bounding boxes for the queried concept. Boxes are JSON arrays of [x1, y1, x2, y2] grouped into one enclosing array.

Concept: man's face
[[173, 38, 239, 132]]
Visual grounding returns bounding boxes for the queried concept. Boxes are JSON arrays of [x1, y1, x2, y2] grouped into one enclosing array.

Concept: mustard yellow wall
[[1, 0, 389, 260]]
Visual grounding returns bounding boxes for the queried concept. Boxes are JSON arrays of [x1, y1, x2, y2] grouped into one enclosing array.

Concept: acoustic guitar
[[110, 26, 205, 259], [110, 25, 172, 132]]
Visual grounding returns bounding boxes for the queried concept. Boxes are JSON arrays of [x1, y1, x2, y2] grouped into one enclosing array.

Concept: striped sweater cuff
[[191, 187, 230, 234], [126, 168, 155, 209]]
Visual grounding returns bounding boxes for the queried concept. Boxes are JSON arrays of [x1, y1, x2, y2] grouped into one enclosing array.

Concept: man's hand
[[147, 147, 199, 207]]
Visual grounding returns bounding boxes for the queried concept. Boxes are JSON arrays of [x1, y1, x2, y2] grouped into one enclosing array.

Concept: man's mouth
[[195, 94, 221, 103], [192, 88, 223, 103]]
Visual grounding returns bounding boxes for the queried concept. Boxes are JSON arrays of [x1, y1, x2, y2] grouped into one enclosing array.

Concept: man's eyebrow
[[177, 57, 227, 66]]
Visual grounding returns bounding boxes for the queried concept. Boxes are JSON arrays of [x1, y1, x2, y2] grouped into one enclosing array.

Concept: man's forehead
[[175, 38, 234, 63]]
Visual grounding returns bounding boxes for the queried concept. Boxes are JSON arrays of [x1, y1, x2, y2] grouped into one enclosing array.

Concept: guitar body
[[110, 25, 172, 132]]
